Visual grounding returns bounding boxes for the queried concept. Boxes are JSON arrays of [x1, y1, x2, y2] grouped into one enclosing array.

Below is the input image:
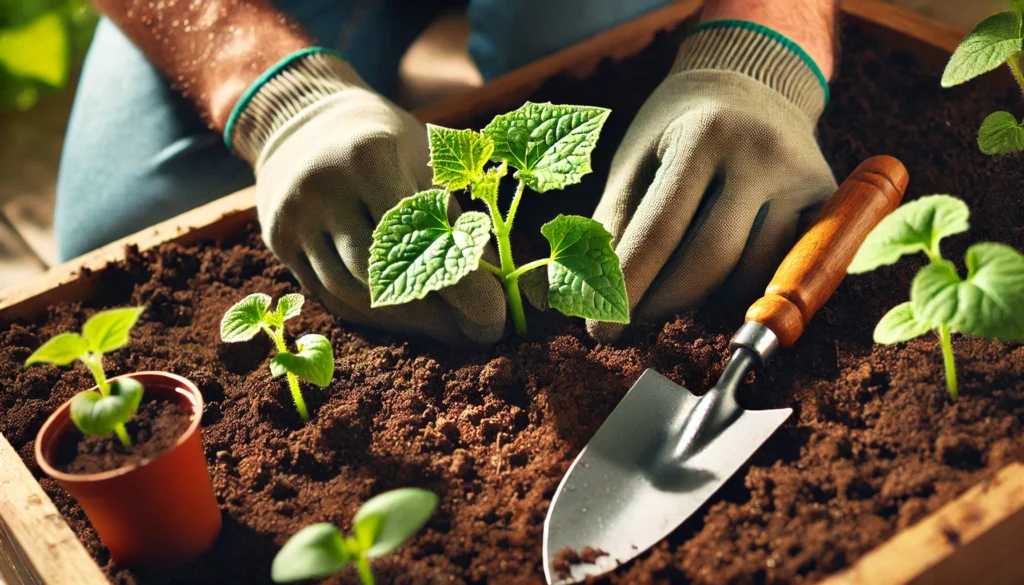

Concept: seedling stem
[[939, 325, 958, 399], [264, 323, 311, 421]]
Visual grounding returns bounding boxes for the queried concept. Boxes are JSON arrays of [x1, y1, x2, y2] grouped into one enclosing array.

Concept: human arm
[[701, 0, 837, 81], [588, 0, 839, 341], [92, 0, 312, 130]]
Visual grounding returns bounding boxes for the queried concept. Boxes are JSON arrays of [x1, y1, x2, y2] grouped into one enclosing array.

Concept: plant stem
[[113, 423, 132, 448], [1008, 52, 1024, 97], [287, 372, 310, 420], [480, 259, 504, 277], [494, 222, 527, 336], [483, 182, 529, 336], [505, 275, 528, 336], [505, 180, 526, 229], [938, 325, 958, 399], [84, 354, 110, 396], [356, 555, 375, 585], [84, 355, 130, 447], [507, 258, 551, 280], [269, 325, 310, 420]]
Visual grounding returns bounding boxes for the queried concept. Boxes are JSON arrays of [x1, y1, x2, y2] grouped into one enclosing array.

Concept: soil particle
[[55, 395, 191, 474], [553, 546, 610, 578], [1, 22, 1024, 585]]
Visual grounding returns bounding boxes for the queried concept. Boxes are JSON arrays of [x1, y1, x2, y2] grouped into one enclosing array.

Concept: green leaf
[[353, 514, 381, 552], [518, 265, 550, 311], [874, 302, 932, 344], [469, 161, 507, 206], [369, 190, 491, 306], [270, 334, 335, 387], [69, 377, 144, 436], [221, 293, 272, 342], [0, 11, 69, 87], [977, 110, 1024, 154], [482, 102, 610, 192], [911, 243, 1024, 339], [83, 307, 145, 354], [1015, 0, 1024, 14], [276, 293, 305, 321], [942, 11, 1023, 87], [25, 332, 88, 366], [427, 125, 494, 191], [271, 523, 350, 583], [848, 195, 970, 273], [353, 488, 438, 558], [541, 215, 629, 323]]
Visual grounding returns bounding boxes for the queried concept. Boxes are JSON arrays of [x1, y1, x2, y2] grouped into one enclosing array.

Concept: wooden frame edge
[[0, 435, 109, 585], [819, 463, 1024, 585]]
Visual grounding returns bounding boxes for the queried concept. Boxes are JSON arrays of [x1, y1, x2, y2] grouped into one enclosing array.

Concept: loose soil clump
[[2, 23, 1024, 585], [55, 395, 191, 475]]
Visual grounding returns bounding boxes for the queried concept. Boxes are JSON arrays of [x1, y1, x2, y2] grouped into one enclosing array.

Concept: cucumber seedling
[[25, 307, 147, 448], [941, 1, 1024, 154], [220, 293, 334, 421], [367, 101, 629, 336], [848, 195, 1024, 397], [272, 488, 438, 585]]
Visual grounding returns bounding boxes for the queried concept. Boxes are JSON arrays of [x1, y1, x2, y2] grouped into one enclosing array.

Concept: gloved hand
[[588, 22, 837, 342], [228, 50, 506, 343]]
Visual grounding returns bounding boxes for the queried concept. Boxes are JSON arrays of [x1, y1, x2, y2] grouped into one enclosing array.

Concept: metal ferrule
[[729, 321, 780, 367]]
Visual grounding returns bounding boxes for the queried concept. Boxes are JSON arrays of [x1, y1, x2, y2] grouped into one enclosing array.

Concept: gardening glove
[[228, 49, 506, 344], [588, 22, 837, 342]]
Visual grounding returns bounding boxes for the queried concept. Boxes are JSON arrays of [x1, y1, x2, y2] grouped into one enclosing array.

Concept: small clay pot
[[35, 371, 222, 564]]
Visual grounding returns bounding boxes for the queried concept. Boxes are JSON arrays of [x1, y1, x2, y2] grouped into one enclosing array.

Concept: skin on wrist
[[93, 0, 314, 131], [700, 0, 838, 81]]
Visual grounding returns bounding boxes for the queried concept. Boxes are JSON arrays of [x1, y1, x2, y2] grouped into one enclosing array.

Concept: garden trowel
[[543, 155, 909, 584]]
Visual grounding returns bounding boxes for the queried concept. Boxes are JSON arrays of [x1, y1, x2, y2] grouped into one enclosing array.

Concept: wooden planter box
[[1, 1, 1021, 583]]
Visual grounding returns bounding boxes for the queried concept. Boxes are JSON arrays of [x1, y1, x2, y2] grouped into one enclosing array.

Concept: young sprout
[[220, 293, 334, 421], [942, 1, 1024, 154], [271, 488, 438, 585], [848, 195, 1024, 397], [367, 102, 629, 336], [25, 307, 146, 448]]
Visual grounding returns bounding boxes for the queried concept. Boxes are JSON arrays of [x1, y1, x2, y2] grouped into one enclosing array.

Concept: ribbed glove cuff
[[672, 20, 830, 121], [225, 48, 361, 165]]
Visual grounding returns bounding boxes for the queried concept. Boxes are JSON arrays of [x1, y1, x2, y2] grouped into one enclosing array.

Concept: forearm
[[93, 0, 313, 131], [701, 0, 838, 81]]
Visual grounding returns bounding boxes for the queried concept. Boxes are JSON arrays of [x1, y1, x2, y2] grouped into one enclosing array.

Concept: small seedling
[[271, 488, 438, 585], [220, 293, 334, 421], [25, 307, 146, 448], [367, 101, 629, 336], [848, 195, 1024, 397], [941, 1, 1024, 154]]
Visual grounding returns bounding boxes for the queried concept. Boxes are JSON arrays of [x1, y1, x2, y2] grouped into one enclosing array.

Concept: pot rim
[[34, 370, 205, 484]]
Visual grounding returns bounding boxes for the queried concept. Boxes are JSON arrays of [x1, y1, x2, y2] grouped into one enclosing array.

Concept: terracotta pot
[[35, 371, 222, 564]]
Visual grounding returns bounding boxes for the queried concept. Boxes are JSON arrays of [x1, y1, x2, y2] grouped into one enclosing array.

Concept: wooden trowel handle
[[745, 155, 909, 348]]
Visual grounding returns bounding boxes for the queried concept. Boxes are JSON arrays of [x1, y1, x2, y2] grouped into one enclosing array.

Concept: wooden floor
[[0, 0, 996, 291]]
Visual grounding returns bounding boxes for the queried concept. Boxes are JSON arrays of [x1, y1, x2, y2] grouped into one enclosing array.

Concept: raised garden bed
[[2, 1, 1024, 584]]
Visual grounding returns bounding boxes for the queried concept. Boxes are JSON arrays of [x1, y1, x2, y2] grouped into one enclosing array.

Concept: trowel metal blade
[[542, 369, 792, 585]]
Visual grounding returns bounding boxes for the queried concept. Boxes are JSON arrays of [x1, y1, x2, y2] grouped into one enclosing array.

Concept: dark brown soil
[[55, 395, 191, 474], [2, 21, 1024, 585]]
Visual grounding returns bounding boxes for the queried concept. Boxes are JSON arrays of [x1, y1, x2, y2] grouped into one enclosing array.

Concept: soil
[[2, 21, 1024, 585], [553, 547, 610, 578], [55, 395, 191, 475]]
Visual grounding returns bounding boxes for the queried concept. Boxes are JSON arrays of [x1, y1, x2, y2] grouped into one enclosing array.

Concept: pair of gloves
[[226, 22, 837, 345]]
